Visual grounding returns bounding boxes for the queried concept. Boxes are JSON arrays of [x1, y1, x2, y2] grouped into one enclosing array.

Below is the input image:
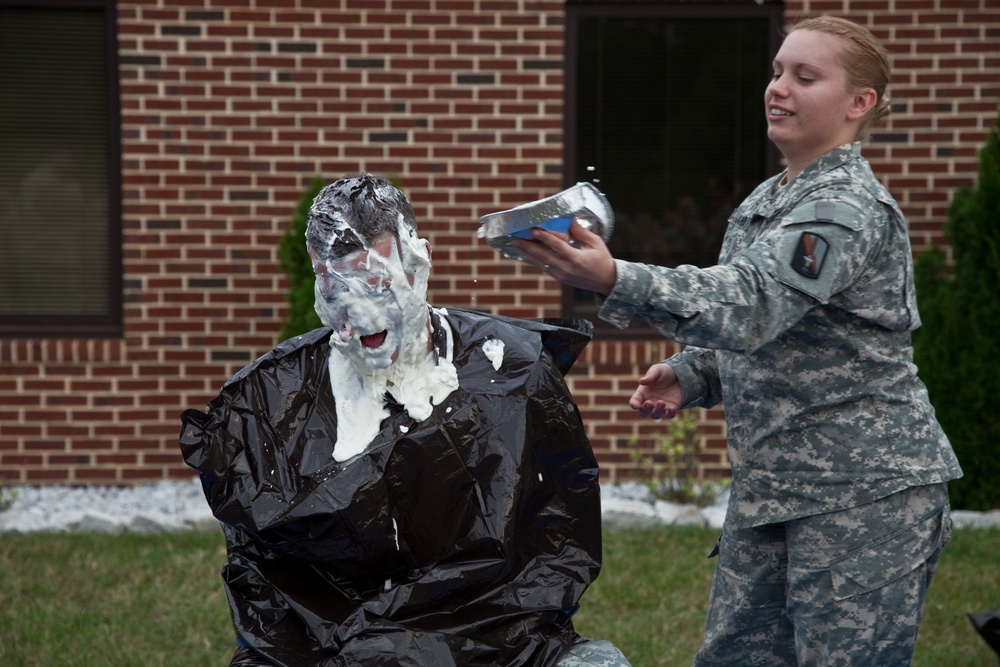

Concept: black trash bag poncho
[[969, 608, 1000, 657], [180, 309, 602, 667]]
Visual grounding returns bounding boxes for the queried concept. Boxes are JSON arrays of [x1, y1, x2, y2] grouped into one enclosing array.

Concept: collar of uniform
[[798, 142, 861, 182], [769, 143, 859, 199]]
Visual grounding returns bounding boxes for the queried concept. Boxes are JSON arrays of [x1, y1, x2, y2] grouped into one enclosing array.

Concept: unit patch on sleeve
[[791, 232, 829, 279]]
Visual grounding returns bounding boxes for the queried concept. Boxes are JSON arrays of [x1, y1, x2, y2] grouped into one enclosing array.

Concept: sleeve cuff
[[597, 260, 655, 329]]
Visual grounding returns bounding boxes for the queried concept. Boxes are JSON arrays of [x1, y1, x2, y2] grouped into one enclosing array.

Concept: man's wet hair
[[305, 173, 418, 261]]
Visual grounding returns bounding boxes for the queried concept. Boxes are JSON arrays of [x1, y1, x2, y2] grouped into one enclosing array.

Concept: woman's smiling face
[[765, 29, 867, 173]]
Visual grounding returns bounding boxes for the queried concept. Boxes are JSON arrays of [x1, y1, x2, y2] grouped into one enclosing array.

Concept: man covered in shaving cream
[[180, 173, 630, 667]]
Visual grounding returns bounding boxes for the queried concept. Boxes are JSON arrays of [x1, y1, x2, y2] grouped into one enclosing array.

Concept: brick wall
[[1, 0, 997, 487]]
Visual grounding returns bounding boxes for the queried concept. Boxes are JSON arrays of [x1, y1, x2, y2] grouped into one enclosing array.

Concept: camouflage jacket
[[599, 143, 963, 529]]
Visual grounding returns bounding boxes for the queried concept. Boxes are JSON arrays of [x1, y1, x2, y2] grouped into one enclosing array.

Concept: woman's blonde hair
[[787, 15, 892, 140]]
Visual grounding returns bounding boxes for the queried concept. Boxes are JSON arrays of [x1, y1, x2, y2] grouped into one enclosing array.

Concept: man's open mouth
[[360, 331, 388, 349]]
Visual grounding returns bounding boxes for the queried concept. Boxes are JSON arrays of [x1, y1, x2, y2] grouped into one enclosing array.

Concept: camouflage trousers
[[693, 483, 951, 667], [557, 638, 633, 666]]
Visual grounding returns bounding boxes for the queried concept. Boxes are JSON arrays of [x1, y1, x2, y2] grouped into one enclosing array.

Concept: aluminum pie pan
[[477, 182, 614, 262]]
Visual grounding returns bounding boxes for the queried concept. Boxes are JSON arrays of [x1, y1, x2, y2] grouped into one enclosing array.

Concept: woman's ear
[[847, 87, 878, 121], [424, 239, 432, 262]]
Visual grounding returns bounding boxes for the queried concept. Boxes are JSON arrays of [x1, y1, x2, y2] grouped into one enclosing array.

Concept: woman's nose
[[767, 74, 788, 97]]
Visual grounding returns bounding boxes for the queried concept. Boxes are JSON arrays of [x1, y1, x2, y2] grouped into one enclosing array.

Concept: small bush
[[278, 175, 326, 341], [630, 410, 729, 507], [913, 109, 1000, 511]]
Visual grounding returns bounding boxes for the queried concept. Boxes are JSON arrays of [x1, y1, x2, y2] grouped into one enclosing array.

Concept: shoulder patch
[[787, 200, 864, 231], [790, 232, 829, 279], [815, 200, 837, 222]]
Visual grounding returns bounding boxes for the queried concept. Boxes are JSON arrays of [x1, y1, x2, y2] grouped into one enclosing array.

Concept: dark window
[[564, 3, 782, 331], [0, 1, 122, 337]]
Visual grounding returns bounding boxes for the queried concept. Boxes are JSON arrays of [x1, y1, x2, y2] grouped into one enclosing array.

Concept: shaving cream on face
[[313, 225, 457, 462]]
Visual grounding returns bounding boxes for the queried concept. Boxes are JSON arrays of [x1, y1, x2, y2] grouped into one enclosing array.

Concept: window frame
[[0, 0, 123, 338], [562, 2, 784, 337]]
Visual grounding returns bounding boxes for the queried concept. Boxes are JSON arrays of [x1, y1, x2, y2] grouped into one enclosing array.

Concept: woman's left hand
[[510, 220, 618, 295]]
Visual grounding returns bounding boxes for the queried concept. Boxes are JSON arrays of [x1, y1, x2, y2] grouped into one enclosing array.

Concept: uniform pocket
[[829, 504, 948, 602]]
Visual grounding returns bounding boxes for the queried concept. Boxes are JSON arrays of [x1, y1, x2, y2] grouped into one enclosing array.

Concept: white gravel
[[0, 478, 217, 534], [0, 479, 996, 534]]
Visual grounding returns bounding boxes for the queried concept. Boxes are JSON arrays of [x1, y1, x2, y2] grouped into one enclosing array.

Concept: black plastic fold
[[180, 310, 601, 666], [970, 608, 1000, 657]]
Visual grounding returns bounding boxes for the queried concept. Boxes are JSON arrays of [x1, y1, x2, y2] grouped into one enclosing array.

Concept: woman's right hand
[[629, 363, 683, 419], [509, 220, 618, 296]]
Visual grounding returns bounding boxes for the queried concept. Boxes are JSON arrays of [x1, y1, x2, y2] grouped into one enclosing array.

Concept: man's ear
[[847, 87, 878, 121], [403, 239, 432, 288]]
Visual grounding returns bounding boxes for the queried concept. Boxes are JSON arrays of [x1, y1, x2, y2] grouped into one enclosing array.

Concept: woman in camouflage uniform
[[512, 15, 962, 667]]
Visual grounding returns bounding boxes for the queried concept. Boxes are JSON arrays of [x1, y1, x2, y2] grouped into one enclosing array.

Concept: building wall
[[1, 0, 998, 486]]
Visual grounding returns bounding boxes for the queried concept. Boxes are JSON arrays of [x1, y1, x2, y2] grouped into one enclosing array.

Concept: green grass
[[1, 526, 997, 666], [0, 531, 234, 666], [574, 526, 1000, 667]]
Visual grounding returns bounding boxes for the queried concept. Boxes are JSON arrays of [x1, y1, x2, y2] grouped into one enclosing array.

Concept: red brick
[[25, 469, 72, 483]]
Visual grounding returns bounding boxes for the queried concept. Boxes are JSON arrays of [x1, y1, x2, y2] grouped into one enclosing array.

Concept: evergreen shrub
[[913, 109, 1000, 511], [278, 175, 326, 341]]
